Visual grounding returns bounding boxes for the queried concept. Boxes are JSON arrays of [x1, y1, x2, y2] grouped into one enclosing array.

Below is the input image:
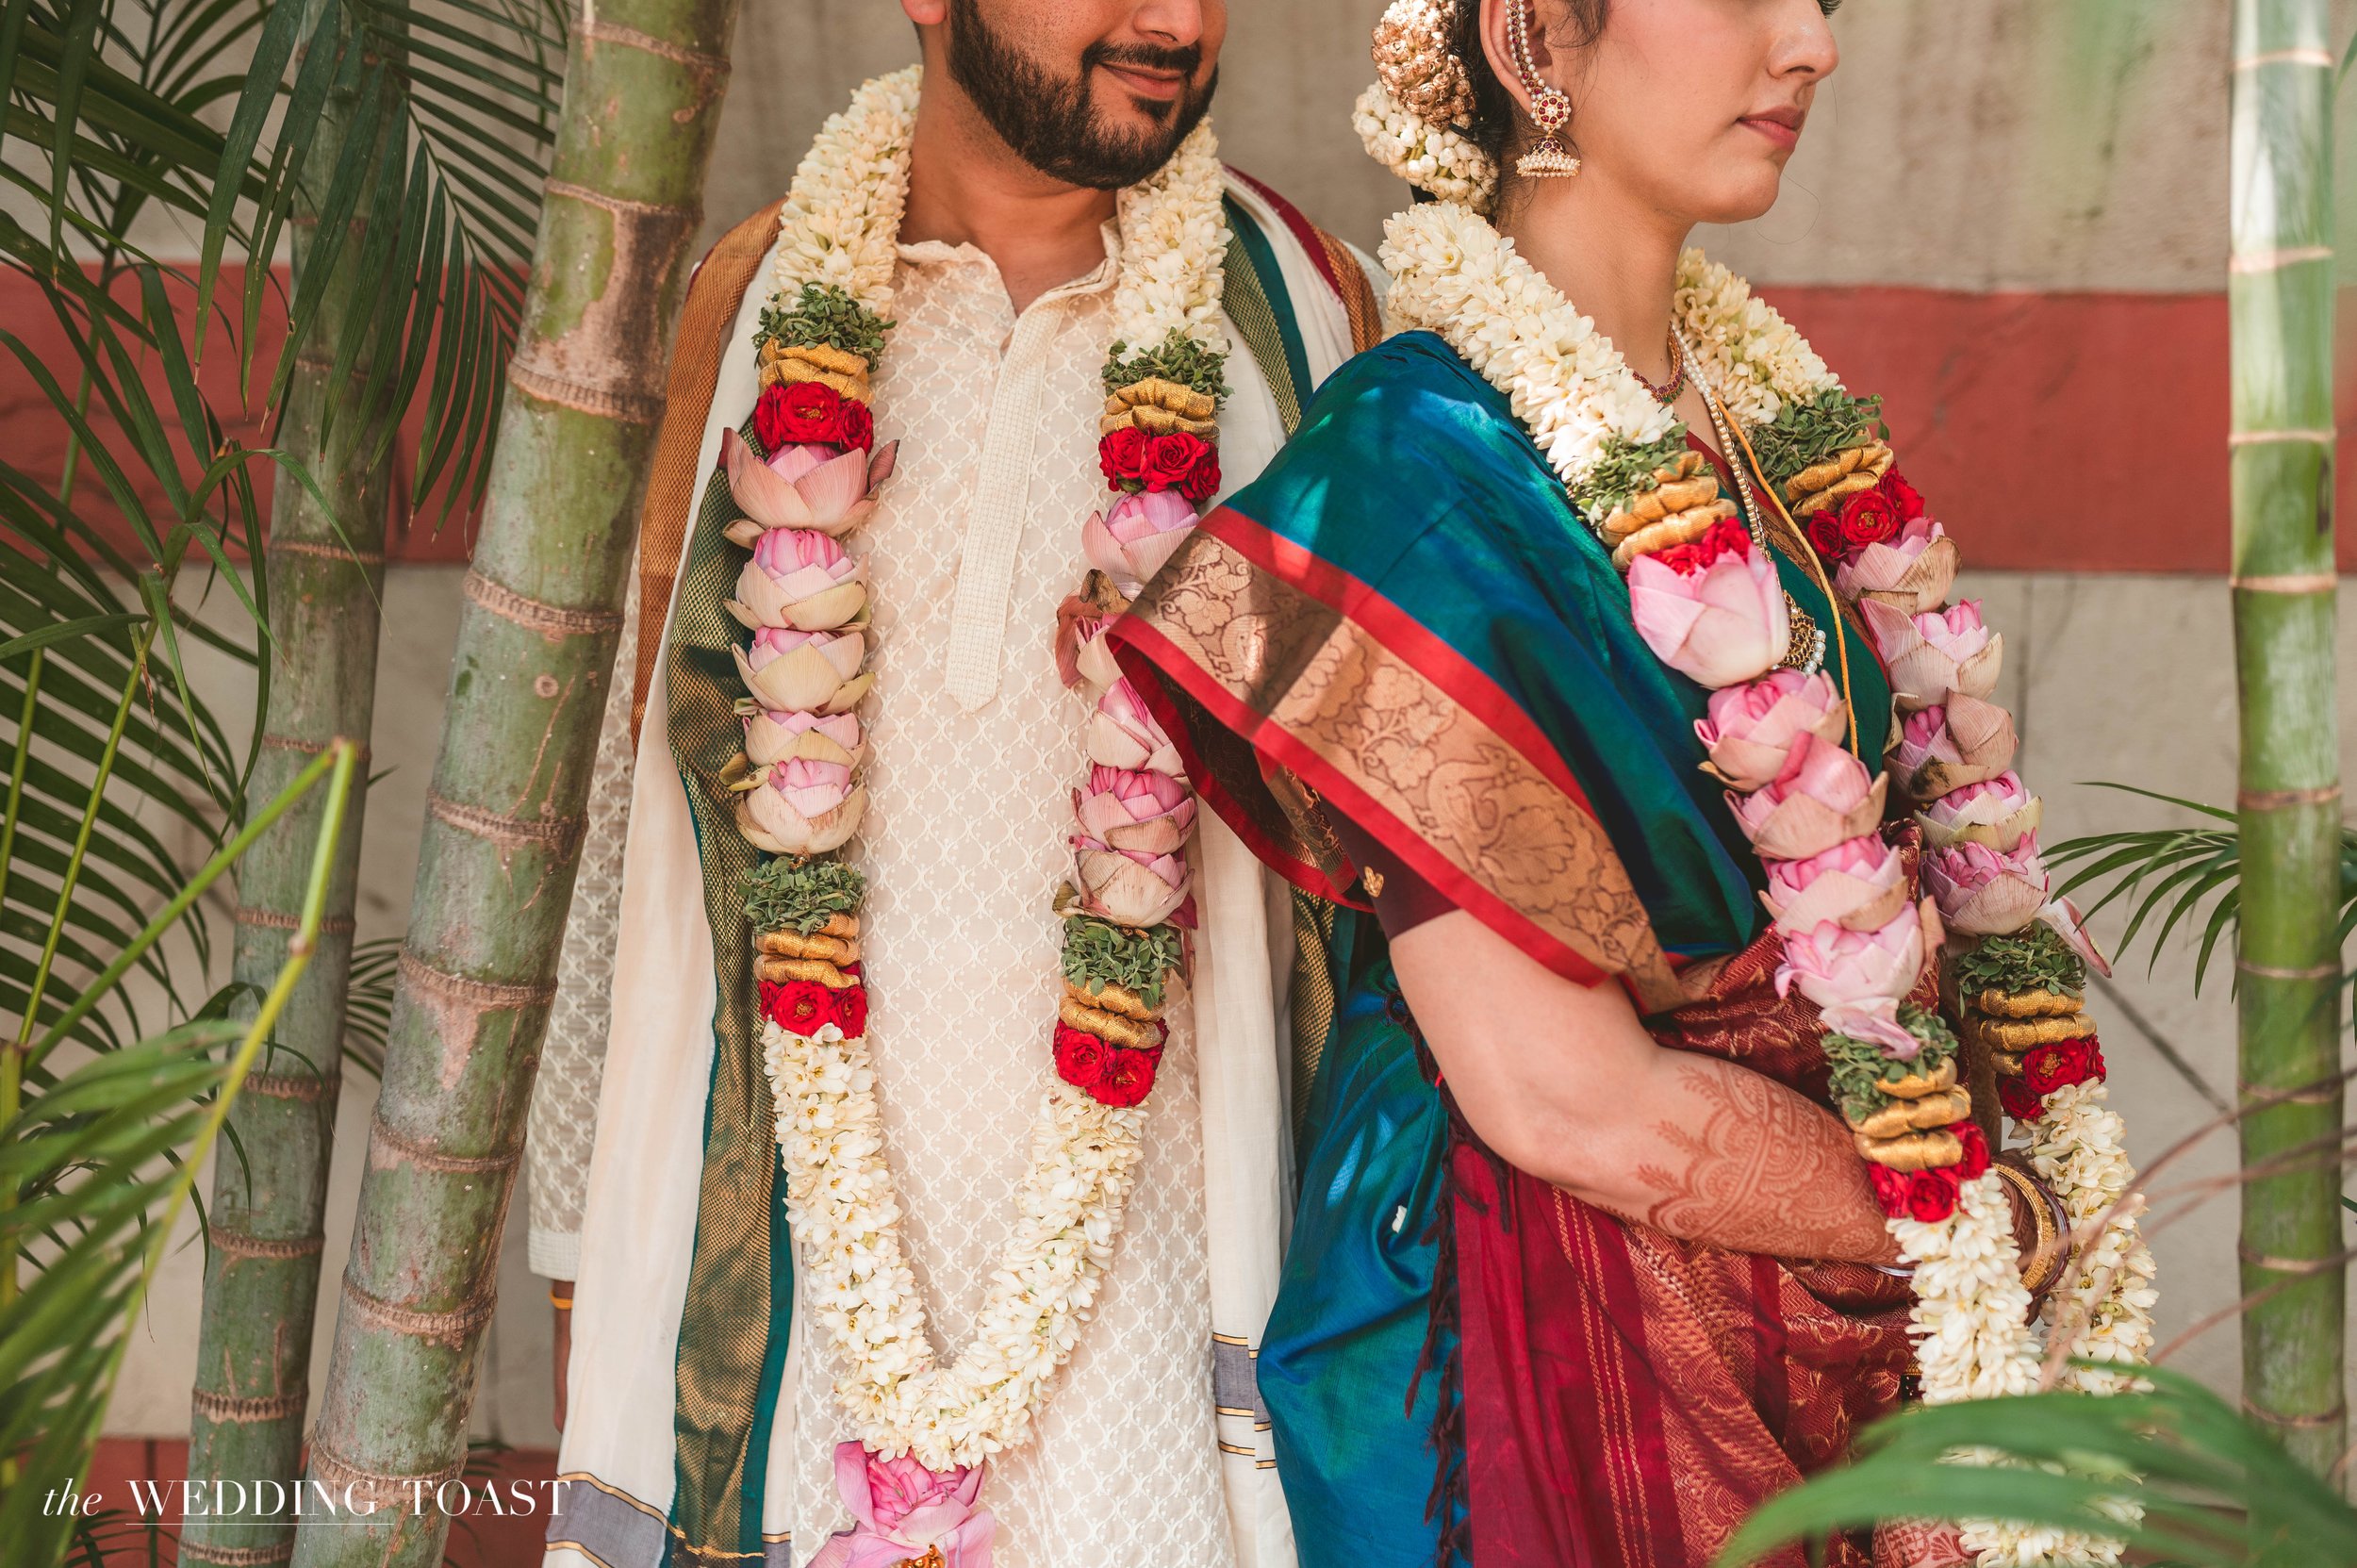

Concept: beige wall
[[709, 0, 2244, 290]]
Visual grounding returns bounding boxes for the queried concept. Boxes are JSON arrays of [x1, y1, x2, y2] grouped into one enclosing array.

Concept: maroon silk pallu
[[1448, 921, 1925, 1568]]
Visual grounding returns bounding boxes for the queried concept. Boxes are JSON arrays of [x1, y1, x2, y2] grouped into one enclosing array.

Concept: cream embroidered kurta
[[545, 174, 1367, 1568], [787, 227, 1237, 1565]]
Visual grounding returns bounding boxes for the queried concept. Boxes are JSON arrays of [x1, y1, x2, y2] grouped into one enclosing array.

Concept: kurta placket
[[939, 241, 1121, 712]]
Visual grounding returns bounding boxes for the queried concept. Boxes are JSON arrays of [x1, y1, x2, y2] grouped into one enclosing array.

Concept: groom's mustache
[[1085, 41, 1207, 79]]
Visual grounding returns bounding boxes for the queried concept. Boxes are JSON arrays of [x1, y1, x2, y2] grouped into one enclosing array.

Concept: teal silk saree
[[1111, 331, 1910, 1568]]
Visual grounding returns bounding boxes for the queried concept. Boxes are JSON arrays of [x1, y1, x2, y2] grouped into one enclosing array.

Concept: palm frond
[[0, 745, 358, 1564], [2045, 783, 2357, 996], [1716, 1367, 2356, 1568]]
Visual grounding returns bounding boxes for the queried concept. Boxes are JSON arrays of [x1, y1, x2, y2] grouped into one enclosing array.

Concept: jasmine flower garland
[[713, 65, 1232, 1492]]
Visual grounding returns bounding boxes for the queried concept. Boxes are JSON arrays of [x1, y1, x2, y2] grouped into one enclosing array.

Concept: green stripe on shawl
[[666, 421, 791, 1560]]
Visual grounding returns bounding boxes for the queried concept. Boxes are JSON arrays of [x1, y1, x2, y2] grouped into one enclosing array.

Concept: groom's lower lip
[[1099, 63, 1186, 101]]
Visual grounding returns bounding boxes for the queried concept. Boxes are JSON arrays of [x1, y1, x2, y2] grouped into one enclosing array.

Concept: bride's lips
[[1100, 62, 1188, 102], [1739, 106, 1805, 150]]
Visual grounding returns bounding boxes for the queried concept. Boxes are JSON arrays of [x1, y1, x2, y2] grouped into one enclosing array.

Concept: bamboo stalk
[[177, 0, 398, 1555], [289, 5, 737, 1562], [2227, 0, 2344, 1477]]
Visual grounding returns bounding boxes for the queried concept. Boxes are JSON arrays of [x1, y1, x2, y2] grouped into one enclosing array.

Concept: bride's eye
[[1819, 0, 1843, 12]]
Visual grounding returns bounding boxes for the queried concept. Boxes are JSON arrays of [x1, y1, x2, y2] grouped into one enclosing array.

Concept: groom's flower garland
[[711, 66, 1230, 1527], [1380, 198, 2154, 1564]]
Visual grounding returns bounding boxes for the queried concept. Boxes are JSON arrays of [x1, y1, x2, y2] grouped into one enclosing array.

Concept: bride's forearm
[[1577, 1053, 1900, 1265], [1392, 912, 1899, 1266]]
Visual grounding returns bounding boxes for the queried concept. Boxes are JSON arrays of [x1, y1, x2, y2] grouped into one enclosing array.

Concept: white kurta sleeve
[[525, 565, 640, 1279]]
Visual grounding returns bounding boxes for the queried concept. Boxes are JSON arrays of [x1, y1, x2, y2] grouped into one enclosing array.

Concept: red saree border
[[1120, 607, 1612, 992], [1120, 654, 1365, 908], [1210, 505, 1614, 827]]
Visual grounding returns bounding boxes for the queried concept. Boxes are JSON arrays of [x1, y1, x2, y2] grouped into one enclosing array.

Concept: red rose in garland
[[1099, 427, 1150, 489], [1143, 432, 1205, 492], [832, 982, 869, 1037], [1952, 1115, 1992, 1180], [2024, 1035, 2105, 1097], [1805, 507, 1848, 562], [762, 978, 835, 1035], [1999, 1075, 2045, 1124], [1651, 516, 1750, 576], [1053, 1023, 1111, 1092], [1095, 1046, 1162, 1108], [1871, 1163, 1964, 1223], [1837, 485, 1903, 553], [835, 398, 876, 453], [1884, 471, 1927, 521], [757, 380, 849, 449], [1179, 444, 1221, 503]]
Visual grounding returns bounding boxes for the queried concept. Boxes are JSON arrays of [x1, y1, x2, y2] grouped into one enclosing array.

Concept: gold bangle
[[550, 1288, 575, 1311], [1992, 1163, 2064, 1296]]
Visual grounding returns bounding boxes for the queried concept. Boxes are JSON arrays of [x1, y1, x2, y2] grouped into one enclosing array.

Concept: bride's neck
[[1498, 169, 1692, 387]]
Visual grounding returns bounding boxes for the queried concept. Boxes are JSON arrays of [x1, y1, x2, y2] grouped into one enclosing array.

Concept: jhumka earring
[[1508, 0, 1580, 177]]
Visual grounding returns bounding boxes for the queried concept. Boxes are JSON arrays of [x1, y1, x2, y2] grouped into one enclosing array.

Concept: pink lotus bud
[[1072, 837, 1191, 928], [733, 626, 871, 715], [808, 1441, 993, 1568], [1916, 770, 2042, 851], [722, 428, 898, 542], [1085, 678, 1183, 775], [1082, 489, 1199, 594], [1728, 731, 1889, 862], [1885, 693, 2019, 801], [1053, 595, 1124, 691], [743, 708, 863, 767], [1074, 763, 1198, 857], [1695, 670, 1848, 791], [735, 766, 866, 856], [2038, 896, 2115, 981], [1762, 833, 1908, 933], [1860, 595, 2003, 710], [1834, 519, 1958, 616], [1627, 526, 1791, 688], [1774, 905, 1932, 1047], [726, 527, 866, 632], [1923, 834, 2051, 937]]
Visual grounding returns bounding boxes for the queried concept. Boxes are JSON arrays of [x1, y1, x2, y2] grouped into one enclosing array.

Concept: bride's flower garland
[[710, 63, 1231, 1549], [1380, 195, 2154, 1564]]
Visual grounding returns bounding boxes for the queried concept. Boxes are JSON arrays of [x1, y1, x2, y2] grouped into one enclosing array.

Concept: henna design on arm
[[1629, 1061, 1899, 1264]]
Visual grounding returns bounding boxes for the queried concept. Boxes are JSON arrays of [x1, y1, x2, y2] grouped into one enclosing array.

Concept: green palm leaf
[[2046, 783, 2357, 996], [0, 746, 358, 1566], [1716, 1368, 2355, 1567]]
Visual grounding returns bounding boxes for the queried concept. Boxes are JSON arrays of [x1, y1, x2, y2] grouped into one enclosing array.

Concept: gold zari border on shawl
[[1134, 528, 1688, 1013]]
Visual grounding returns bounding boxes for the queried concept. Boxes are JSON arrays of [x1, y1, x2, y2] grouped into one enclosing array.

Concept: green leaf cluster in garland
[[1951, 924, 2085, 1000], [1574, 433, 1692, 523], [743, 855, 867, 935], [1824, 1004, 1959, 1124], [1104, 329, 1231, 402], [1750, 388, 1885, 494], [1061, 915, 1182, 1011], [756, 282, 893, 368]]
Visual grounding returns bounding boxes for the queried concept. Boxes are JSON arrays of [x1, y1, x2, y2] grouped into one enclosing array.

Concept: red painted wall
[[7, 267, 2350, 572]]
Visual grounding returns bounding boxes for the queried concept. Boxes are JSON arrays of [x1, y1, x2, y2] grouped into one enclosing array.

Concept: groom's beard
[[945, 0, 1217, 190]]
